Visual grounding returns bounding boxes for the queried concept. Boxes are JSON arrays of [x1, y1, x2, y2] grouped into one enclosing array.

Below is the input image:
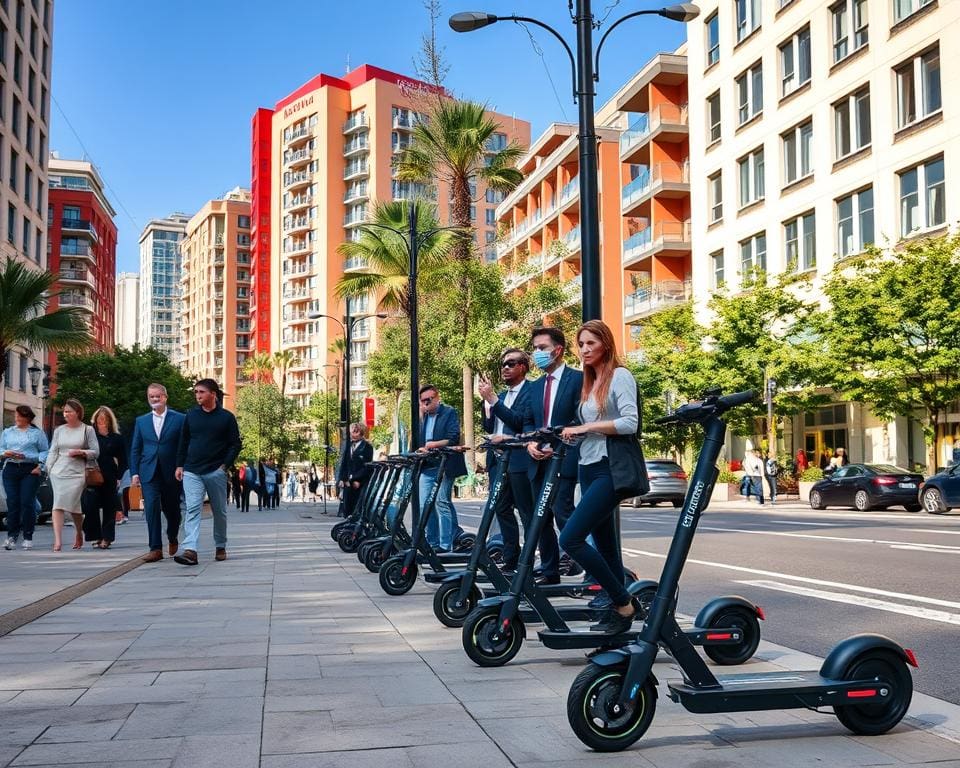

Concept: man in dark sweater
[[174, 379, 242, 565]]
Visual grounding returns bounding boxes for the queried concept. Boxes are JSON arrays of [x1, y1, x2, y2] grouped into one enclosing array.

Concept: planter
[[798, 481, 816, 502], [711, 483, 741, 502]]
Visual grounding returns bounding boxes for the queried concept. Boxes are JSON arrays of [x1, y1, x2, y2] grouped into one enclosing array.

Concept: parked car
[[918, 464, 960, 514], [0, 471, 53, 529], [627, 459, 688, 508], [808, 463, 923, 512]]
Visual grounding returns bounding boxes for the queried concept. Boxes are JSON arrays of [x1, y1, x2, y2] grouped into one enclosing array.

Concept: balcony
[[343, 257, 369, 272], [58, 267, 92, 285], [560, 176, 580, 207], [282, 332, 312, 346], [284, 170, 311, 189], [343, 161, 369, 181], [284, 214, 311, 234], [282, 264, 312, 276], [344, 184, 369, 204], [619, 104, 689, 160], [513, 209, 542, 243], [59, 293, 94, 311], [61, 218, 99, 242], [561, 226, 581, 255], [562, 274, 582, 304], [621, 161, 689, 215], [352, 320, 371, 339], [343, 114, 369, 133], [392, 113, 420, 131], [284, 193, 313, 211], [343, 210, 368, 228], [392, 136, 412, 153], [60, 244, 95, 261], [284, 147, 313, 167], [343, 136, 369, 156], [624, 279, 691, 321], [622, 220, 691, 266], [392, 181, 431, 201], [282, 287, 310, 302], [285, 124, 310, 145], [282, 240, 311, 256]]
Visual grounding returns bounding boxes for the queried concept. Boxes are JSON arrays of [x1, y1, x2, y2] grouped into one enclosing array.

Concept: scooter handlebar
[[654, 388, 757, 425]]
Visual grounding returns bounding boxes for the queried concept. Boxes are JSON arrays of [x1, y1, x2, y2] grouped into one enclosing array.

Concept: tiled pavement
[[0, 504, 957, 767]]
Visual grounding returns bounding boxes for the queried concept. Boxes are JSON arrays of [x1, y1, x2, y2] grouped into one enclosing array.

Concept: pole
[[767, 374, 777, 459], [408, 201, 421, 526], [340, 304, 352, 490], [574, 0, 601, 322]]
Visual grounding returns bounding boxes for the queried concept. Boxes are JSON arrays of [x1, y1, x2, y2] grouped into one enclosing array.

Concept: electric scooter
[[330, 461, 389, 543], [566, 389, 917, 751], [461, 428, 762, 667]]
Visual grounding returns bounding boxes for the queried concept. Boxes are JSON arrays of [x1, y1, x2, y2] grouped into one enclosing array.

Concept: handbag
[[606, 386, 649, 500], [84, 425, 104, 487]]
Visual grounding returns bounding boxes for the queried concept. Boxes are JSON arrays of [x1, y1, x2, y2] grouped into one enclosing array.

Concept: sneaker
[[590, 607, 636, 634], [3, 537, 15, 550], [587, 592, 613, 610], [21, 539, 33, 550]]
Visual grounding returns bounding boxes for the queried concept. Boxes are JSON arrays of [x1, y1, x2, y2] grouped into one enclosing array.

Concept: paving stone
[[7, 690, 85, 707], [260, 749, 414, 768], [152, 667, 265, 686], [36, 718, 126, 743], [114, 697, 264, 740], [267, 655, 322, 680], [109, 655, 266, 674], [170, 733, 261, 768], [407, 741, 516, 768], [10, 736, 183, 765]]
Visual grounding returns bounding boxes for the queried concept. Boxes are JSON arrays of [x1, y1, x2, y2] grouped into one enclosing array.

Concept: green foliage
[[235, 381, 305, 467], [54, 346, 194, 434], [799, 467, 824, 481], [716, 469, 740, 483]]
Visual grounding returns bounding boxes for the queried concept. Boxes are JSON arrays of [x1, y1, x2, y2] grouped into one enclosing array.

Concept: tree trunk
[[462, 364, 475, 471], [926, 410, 939, 476]]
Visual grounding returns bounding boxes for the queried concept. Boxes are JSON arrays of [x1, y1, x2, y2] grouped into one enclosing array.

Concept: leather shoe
[[535, 574, 561, 586], [215, 548, 227, 561], [143, 550, 163, 563], [168, 540, 178, 557], [174, 549, 198, 566]]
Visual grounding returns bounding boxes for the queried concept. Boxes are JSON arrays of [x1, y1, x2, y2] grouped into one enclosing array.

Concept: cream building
[[115, 272, 139, 348], [686, 0, 958, 468], [138, 213, 190, 362]]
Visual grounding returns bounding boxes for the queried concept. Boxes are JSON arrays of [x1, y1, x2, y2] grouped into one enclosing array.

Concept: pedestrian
[[262, 459, 279, 509], [830, 447, 849, 470], [130, 383, 185, 562], [820, 448, 832, 471], [270, 461, 282, 508], [299, 472, 308, 502], [229, 465, 242, 509], [763, 452, 779, 507], [795, 448, 809, 477], [1, 405, 49, 551], [174, 379, 242, 565], [81, 406, 127, 549], [240, 459, 257, 513], [285, 469, 298, 502], [417, 385, 467, 552], [742, 448, 764, 504], [337, 422, 374, 517], [308, 465, 320, 502], [47, 399, 99, 552], [478, 348, 532, 572], [558, 319, 639, 634]]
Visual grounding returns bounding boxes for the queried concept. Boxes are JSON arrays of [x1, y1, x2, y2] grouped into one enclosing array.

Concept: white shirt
[[543, 363, 567, 426], [152, 408, 167, 439], [485, 380, 526, 437]]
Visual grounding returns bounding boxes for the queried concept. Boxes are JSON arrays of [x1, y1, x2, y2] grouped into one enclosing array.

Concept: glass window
[[836, 187, 874, 258], [899, 156, 945, 237], [739, 232, 767, 278], [780, 27, 811, 97], [706, 12, 720, 66], [738, 147, 765, 207], [11, 96, 20, 139], [831, 0, 868, 63], [485, 208, 495, 226], [894, 0, 935, 24], [707, 91, 721, 143], [6, 203, 14, 244], [237, 215, 250, 228], [735, 0, 760, 42], [782, 120, 813, 185], [833, 87, 871, 159], [736, 62, 763, 124], [784, 211, 816, 271], [8, 148, 17, 192], [711, 250, 725, 289], [709, 172, 723, 222], [896, 47, 941, 128]]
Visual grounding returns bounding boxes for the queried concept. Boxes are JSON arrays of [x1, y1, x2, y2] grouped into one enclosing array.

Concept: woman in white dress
[[47, 399, 99, 551]]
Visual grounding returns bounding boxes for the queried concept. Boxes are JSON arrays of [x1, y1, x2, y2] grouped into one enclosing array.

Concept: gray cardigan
[[577, 367, 639, 465]]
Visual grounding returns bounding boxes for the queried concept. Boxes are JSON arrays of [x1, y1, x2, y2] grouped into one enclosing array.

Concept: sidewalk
[[0, 504, 956, 767]]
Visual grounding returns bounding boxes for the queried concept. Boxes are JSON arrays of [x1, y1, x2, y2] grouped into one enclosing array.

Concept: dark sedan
[[918, 464, 960, 514], [809, 464, 923, 512]]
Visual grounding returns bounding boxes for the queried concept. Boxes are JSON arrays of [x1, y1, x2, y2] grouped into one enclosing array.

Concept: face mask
[[149, 401, 164, 411], [532, 349, 554, 370]]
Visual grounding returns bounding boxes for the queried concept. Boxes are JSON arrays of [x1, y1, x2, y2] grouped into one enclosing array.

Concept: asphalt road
[[455, 499, 960, 705]]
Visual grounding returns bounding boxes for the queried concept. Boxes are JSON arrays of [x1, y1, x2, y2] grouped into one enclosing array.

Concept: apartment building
[[138, 213, 190, 362], [115, 271, 139, 348], [252, 64, 530, 406], [0, 0, 53, 424], [687, 0, 959, 466], [179, 187, 252, 409]]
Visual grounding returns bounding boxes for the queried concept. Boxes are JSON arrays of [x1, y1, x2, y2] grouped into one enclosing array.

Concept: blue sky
[[50, 1, 687, 273]]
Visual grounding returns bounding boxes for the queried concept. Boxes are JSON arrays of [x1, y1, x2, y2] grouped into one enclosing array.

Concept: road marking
[[695, 524, 960, 552], [891, 544, 960, 555], [902, 528, 960, 536], [769, 520, 842, 527], [620, 547, 960, 610], [737, 579, 960, 626]]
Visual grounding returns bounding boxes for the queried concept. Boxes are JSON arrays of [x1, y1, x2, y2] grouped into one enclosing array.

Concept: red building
[[249, 108, 272, 354]]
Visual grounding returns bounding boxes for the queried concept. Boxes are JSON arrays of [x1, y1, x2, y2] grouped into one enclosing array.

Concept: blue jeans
[[182, 469, 229, 552], [765, 475, 777, 503], [2, 462, 39, 541], [420, 470, 458, 551]]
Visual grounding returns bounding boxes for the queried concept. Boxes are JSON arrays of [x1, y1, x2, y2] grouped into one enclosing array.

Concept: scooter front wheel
[[834, 651, 913, 735], [567, 663, 657, 752], [379, 557, 418, 596], [363, 544, 388, 573], [462, 606, 524, 667], [337, 529, 359, 553], [330, 521, 348, 540], [433, 581, 483, 628], [702, 607, 761, 666]]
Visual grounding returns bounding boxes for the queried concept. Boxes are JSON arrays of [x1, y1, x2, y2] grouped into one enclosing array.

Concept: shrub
[[717, 469, 740, 483], [799, 467, 824, 482]]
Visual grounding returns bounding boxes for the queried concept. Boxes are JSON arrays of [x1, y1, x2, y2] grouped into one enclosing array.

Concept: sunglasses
[[500, 359, 524, 369]]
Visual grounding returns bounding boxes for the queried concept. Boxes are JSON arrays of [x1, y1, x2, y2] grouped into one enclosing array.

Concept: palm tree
[[241, 352, 274, 460], [0, 258, 92, 419], [394, 99, 527, 458], [271, 350, 299, 398]]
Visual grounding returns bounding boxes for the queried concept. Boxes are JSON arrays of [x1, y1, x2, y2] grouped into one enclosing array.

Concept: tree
[[235, 381, 305, 468], [54, 346, 194, 435], [0, 258, 92, 419], [819, 234, 960, 473], [271, 350, 300, 397], [412, 0, 450, 93], [241, 353, 276, 460], [302, 389, 340, 480]]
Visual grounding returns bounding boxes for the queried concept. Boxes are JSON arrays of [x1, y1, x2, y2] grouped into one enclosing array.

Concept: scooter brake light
[[754, 605, 766, 620], [587, 584, 603, 591], [401, 567, 408, 576], [904, 649, 919, 668], [501, 619, 510, 630]]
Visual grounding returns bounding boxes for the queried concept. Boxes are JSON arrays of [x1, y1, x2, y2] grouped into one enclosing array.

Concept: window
[[13, 45, 22, 85], [708, 172, 723, 222], [834, 87, 871, 158], [11, 96, 20, 139], [21, 216, 29, 257], [63, 205, 80, 221], [25, 116, 33, 154], [899, 156, 945, 237], [237, 215, 250, 228], [895, 47, 941, 129], [8, 148, 17, 191], [23, 166, 30, 205], [782, 120, 813, 185], [836, 187, 874, 257], [706, 12, 720, 66], [485, 209, 495, 226], [7, 203, 15, 243], [485, 188, 505, 205], [707, 91, 721, 143], [735, 0, 760, 42], [0, 21, 5, 63], [35, 179, 41, 212], [780, 27, 811, 97], [711, 250, 725, 289], [894, 0, 935, 24], [831, 0, 868, 63], [784, 211, 816, 271], [738, 147, 765, 207], [739, 232, 767, 276], [27, 67, 34, 106], [736, 63, 763, 124]]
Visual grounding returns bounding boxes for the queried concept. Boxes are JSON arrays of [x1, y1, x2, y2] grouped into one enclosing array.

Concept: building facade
[[686, 0, 959, 467], [252, 64, 530, 405], [138, 213, 190, 362], [178, 188, 252, 410], [115, 271, 139, 348], [0, 0, 53, 424]]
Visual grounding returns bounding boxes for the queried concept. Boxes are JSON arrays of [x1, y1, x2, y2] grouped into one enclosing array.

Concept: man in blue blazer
[[130, 383, 184, 562], [418, 384, 467, 552], [479, 348, 533, 571]]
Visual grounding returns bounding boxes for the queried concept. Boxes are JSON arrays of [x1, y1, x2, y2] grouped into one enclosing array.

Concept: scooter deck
[[537, 628, 638, 649]]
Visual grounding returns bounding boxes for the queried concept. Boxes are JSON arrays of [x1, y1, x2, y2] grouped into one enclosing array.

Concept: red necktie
[[543, 374, 553, 426]]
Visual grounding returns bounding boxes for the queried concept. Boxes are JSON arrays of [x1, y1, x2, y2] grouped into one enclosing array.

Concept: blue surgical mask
[[532, 349, 554, 369]]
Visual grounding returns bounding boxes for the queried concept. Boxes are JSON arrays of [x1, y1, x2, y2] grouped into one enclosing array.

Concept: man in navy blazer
[[480, 348, 533, 571], [129, 383, 184, 562], [336, 422, 374, 517], [418, 384, 467, 552]]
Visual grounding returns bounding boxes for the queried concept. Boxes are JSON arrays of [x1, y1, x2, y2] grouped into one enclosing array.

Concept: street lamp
[[766, 375, 778, 459], [449, 2, 700, 321]]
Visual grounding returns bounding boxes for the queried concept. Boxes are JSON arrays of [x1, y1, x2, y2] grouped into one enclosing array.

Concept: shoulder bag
[[84, 426, 104, 487], [606, 385, 649, 501]]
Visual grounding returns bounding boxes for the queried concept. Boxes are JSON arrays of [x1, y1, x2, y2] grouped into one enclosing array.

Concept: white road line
[[737, 579, 960, 626], [769, 520, 842, 527], [891, 544, 960, 555], [902, 528, 960, 536], [620, 547, 960, 610], [696, 524, 960, 552]]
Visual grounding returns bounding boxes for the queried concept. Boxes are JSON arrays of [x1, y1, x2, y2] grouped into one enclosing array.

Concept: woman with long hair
[[82, 406, 127, 549], [560, 319, 640, 634], [47, 399, 99, 551]]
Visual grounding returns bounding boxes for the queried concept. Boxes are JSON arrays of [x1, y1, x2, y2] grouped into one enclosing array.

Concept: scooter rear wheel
[[703, 607, 761, 666], [834, 650, 913, 735], [433, 581, 483, 628], [363, 544, 388, 573], [357, 540, 376, 563], [567, 663, 656, 752], [338, 529, 360, 553], [454, 532, 476, 552], [379, 556, 417, 596], [486, 543, 504, 564], [462, 606, 524, 667], [330, 521, 348, 540]]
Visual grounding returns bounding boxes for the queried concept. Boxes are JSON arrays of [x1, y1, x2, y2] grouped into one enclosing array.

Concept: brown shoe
[[143, 550, 163, 563], [215, 548, 227, 561], [168, 540, 178, 556], [173, 549, 198, 566]]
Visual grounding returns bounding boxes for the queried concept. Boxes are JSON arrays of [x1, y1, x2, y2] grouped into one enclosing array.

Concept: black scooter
[[461, 429, 762, 667], [566, 389, 917, 751]]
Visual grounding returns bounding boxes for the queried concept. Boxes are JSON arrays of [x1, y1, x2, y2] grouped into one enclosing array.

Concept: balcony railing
[[619, 104, 689, 155], [59, 293, 94, 310], [58, 267, 89, 282], [562, 226, 581, 253], [343, 114, 369, 133], [621, 161, 689, 209], [282, 241, 311, 255], [343, 161, 369, 180], [624, 279, 692, 318], [344, 184, 369, 203], [285, 125, 309, 142], [343, 136, 369, 155], [285, 193, 313, 210], [560, 176, 580, 205], [282, 287, 309, 300], [392, 113, 421, 130], [513, 209, 542, 241], [61, 218, 99, 241], [343, 257, 369, 272], [562, 274, 582, 303], [343, 210, 368, 227], [284, 170, 310, 188], [60, 244, 94, 259], [284, 215, 311, 232], [622, 220, 692, 263], [392, 137, 412, 153], [283, 147, 313, 165]]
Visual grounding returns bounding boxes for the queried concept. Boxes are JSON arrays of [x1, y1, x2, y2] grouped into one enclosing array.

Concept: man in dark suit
[[418, 384, 467, 552], [337, 422, 374, 517], [479, 348, 533, 571], [129, 383, 184, 562]]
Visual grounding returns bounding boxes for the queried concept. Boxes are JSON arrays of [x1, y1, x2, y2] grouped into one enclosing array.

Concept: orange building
[[179, 187, 252, 410], [253, 65, 530, 406]]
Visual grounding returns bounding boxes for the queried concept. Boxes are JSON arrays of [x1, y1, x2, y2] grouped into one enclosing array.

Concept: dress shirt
[[543, 363, 567, 426], [486, 381, 525, 436], [0, 425, 49, 468], [152, 408, 167, 438], [424, 414, 436, 443]]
